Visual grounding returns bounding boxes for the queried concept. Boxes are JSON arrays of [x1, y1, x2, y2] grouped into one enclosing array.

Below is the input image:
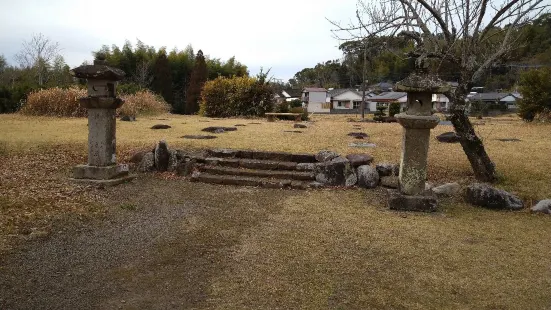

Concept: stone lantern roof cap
[[71, 55, 125, 81], [395, 73, 450, 94]]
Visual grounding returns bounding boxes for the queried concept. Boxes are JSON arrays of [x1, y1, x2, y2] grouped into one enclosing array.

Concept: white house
[[366, 92, 408, 111], [303, 87, 329, 113], [432, 93, 451, 112]]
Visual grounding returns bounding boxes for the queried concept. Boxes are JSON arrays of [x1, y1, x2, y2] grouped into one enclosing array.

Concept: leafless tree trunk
[[15, 33, 61, 87], [133, 60, 152, 88], [329, 0, 549, 182]]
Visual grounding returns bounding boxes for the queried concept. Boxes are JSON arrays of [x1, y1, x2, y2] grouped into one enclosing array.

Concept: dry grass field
[[1, 113, 550, 308]]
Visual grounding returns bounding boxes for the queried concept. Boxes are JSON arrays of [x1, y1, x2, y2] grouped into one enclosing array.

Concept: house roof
[[469, 92, 511, 101], [303, 87, 327, 92], [368, 92, 407, 102], [368, 82, 394, 90], [282, 89, 302, 98], [328, 88, 363, 97]]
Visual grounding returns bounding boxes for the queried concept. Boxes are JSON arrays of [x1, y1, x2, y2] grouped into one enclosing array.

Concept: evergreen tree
[[186, 50, 207, 114], [151, 49, 173, 105]]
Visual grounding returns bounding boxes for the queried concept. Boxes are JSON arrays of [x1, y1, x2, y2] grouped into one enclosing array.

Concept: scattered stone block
[[497, 138, 521, 142], [376, 163, 399, 177], [347, 132, 369, 139], [151, 124, 171, 129], [201, 126, 237, 133], [345, 153, 373, 167], [296, 163, 316, 171], [234, 124, 246, 126], [315, 150, 340, 162], [348, 142, 376, 148], [387, 190, 437, 212], [432, 182, 461, 196], [357, 165, 379, 189], [137, 152, 155, 172], [436, 132, 459, 143], [120, 115, 135, 121], [531, 199, 551, 214], [181, 135, 217, 139], [154, 140, 170, 172], [380, 176, 399, 189], [315, 156, 357, 186], [283, 130, 302, 133], [294, 124, 307, 128], [466, 183, 523, 210]]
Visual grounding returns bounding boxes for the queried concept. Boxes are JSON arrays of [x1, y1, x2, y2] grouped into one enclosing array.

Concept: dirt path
[[0, 178, 291, 309]]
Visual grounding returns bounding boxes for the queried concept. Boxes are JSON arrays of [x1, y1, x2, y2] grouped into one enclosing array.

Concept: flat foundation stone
[[387, 190, 437, 212], [69, 174, 136, 187], [73, 164, 129, 180]]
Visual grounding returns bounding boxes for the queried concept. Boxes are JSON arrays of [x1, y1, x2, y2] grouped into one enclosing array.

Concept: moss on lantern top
[[395, 73, 450, 94], [71, 53, 125, 81]]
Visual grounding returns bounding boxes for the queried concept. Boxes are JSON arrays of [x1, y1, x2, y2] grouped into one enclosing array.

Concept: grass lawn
[[0, 113, 550, 308]]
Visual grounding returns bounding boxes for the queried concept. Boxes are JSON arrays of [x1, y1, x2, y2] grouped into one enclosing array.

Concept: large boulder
[[346, 153, 374, 167], [531, 199, 551, 214], [315, 156, 357, 186], [436, 132, 460, 143], [380, 176, 399, 189], [432, 182, 462, 197], [466, 183, 523, 210], [356, 165, 379, 188], [315, 150, 340, 162], [154, 140, 171, 172], [137, 152, 155, 172], [376, 163, 399, 177]]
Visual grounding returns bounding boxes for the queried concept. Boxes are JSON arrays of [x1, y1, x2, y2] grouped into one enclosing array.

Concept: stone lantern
[[69, 54, 135, 186], [388, 72, 450, 211]]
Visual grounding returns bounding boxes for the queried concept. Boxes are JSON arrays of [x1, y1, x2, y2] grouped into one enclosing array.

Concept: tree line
[[287, 13, 551, 91], [0, 36, 249, 114]]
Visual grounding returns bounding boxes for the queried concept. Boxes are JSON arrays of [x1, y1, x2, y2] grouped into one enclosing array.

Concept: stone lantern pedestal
[[69, 55, 135, 186], [387, 73, 450, 211]]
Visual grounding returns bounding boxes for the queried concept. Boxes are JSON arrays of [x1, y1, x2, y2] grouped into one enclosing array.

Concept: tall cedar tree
[[186, 50, 207, 114], [151, 50, 173, 105]]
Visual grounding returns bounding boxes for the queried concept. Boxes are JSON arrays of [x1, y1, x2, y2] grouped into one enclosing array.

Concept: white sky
[[0, 0, 359, 81]]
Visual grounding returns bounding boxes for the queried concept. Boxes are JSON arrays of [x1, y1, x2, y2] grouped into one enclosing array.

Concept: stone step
[[199, 165, 315, 181], [190, 173, 317, 189], [204, 157, 302, 171], [205, 149, 317, 163]]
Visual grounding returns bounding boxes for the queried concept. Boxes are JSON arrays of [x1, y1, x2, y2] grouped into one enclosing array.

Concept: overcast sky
[[0, 0, 359, 81]]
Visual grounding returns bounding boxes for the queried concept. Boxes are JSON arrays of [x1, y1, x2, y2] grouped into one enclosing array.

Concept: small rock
[[308, 181, 325, 189], [294, 124, 307, 128], [181, 135, 217, 140], [432, 182, 461, 196], [202, 126, 237, 133], [315, 150, 340, 162], [214, 128, 225, 134], [531, 199, 551, 214], [496, 138, 521, 142], [168, 150, 179, 172], [176, 159, 197, 176], [356, 165, 379, 189], [436, 132, 459, 143], [466, 183, 523, 210], [380, 176, 399, 189], [349, 142, 376, 148], [154, 140, 170, 172], [425, 182, 434, 191], [283, 130, 302, 133], [376, 163, 399, 177], [137, 152, 155, 172], [120, 115, 135, 122], [347, 132, 369, 139], [234, 124, 246, 126], [346, 153, 374, 167], [151, 124, 171, 129]]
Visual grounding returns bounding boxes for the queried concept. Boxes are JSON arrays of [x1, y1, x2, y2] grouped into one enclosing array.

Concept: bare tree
[[330, 0, 549, 182], [15, 33, 61, 86], [133, 60, 152, 88]]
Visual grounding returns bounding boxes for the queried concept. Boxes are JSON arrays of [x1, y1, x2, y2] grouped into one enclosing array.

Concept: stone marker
[[531, 199, 551, 214], [387, 70, 448, 211], [69, 54, 135, 186]]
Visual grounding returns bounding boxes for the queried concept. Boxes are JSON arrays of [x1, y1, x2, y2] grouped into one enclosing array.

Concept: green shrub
[[289, 99, 303, 108], [289, 107, 308, 121], [275, 102, 290, 113], [373, 105, 387, 121], [389, 101, 400, 117], [518, 68, 551, 121], [199, 76, 274, 117], [117, 83, 143, 95]]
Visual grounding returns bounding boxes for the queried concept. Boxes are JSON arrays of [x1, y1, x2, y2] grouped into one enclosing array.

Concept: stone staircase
[[190, 149, 322, 189]]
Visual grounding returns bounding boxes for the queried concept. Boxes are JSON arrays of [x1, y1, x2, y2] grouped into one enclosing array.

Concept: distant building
[[468, 92, 521, 111], [303, 87, 329, 113], [368, 82, 394, 93], [367, 92, 407, 111]]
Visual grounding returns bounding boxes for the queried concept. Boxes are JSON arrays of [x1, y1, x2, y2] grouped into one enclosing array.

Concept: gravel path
[[0, 178, 288, 309]]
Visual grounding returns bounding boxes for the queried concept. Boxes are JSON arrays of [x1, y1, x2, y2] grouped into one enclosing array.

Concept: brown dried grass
[[20, 87, 170, 117]]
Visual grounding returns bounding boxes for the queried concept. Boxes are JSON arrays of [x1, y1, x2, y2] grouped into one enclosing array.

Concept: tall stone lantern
[[69, 54, 135, 186], [388, 72, 450, 211]]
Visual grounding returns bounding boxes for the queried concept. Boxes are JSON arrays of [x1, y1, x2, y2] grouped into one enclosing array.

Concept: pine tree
[[151, 49, 173, 106], [186, 50, 207, 114]]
